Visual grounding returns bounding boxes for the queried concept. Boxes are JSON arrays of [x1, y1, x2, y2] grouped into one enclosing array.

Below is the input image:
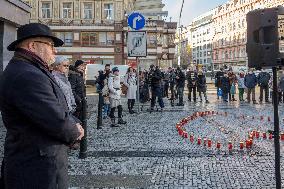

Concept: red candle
[[228, 142, 233, 150], [183, 132, 188, 138], [190, 135, 194, 143], [268, 117, 271, 122], [203, 138, 207, 146], [256, 131, 260, 139], [245, 140, 250, 148], [281, 133, 284, 141], [178, 129, 183, 136], [249, 139, 253, 146], [252, 131, 256, 137], [269, 133, 273, 140], [208, 139, 212, 148], [263, 132, 267, 139], [216, 142, 221, 149], [197, 138, 202, 145], [240, 142, 244, 149]]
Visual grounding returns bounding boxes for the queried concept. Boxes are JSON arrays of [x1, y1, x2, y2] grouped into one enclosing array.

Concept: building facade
[[23, 0, 176, 69], [212, 0, 284, 70], [191, 9, 215, 71], [24, 0, 131, 65], [0, 0, 30, 72]]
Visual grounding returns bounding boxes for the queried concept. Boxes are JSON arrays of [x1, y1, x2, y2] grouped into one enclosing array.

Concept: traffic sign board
[[127, 31, 147, 57], [128, 12, 146, 30]]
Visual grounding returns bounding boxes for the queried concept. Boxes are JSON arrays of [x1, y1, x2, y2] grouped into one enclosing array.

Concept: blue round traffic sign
[[128, 12, 146, 30]]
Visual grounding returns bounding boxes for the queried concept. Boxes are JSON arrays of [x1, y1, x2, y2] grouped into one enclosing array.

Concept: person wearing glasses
[[0, 23, 84, 189], [52, 56, 76, 113]]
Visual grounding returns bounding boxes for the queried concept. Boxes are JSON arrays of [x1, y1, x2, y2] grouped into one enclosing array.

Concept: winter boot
[[110, 118, 119, 127], [118, 118, 127, 124]]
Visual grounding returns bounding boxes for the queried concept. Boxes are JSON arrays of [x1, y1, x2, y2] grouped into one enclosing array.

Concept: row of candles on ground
[[238, 115, 272, 122], [176, 111, 284, 151]]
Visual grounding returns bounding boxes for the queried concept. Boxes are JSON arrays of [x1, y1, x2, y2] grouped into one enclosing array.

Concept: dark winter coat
[[220, 76, 230, 93], [197, 75, 207, 92], [149, 69, 162, 88], [0, 50, 80, 189], [257, 72, 271, 87], [244, 73, 257, 88], [186, 71, 198, 87], [215, 71, 224, 87], [176, 70, 186, 88], [69, 69, 86, 114]]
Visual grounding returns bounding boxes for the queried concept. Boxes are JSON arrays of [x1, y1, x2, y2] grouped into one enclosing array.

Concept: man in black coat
[[257, 69, 271, 103], [149, 65, 165, 111], [186, 66, 198, 102], [0, 23, 84, 189], [175, 67, 186, 106], [215, 67, 224, 99]]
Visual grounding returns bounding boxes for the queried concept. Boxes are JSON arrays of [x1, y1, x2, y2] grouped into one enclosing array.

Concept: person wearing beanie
[[68, 59, 87, 138], [108, 67, 127, 127]]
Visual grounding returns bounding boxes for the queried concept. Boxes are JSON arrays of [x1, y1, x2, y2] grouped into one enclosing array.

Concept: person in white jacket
[[108, 67, 127, 127], [124, 67, 137, 114]]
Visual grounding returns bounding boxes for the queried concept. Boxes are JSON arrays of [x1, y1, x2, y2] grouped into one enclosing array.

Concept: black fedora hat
[[7, 23, 64, 51]]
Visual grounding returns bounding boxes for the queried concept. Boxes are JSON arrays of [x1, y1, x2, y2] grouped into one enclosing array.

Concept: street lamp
[[178, 0, 185, 66]]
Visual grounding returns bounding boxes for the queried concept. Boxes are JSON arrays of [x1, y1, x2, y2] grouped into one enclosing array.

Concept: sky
[[162, 0, 228, 26]]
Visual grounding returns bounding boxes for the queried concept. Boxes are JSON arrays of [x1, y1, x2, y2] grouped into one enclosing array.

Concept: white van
[[86, 64, 129, 85]]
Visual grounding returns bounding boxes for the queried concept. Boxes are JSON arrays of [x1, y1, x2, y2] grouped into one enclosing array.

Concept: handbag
[[121, 74, 130, 95], [121, 84, 128, 95]]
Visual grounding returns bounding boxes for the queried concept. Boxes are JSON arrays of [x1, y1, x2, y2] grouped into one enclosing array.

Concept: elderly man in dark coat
[[0, 23, 84, 189]]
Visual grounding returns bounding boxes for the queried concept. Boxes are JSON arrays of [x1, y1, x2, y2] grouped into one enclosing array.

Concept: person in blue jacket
[[244, 68, 258, 104]]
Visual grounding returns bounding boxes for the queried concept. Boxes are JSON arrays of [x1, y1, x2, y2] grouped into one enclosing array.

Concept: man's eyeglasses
[[33, 41, 55, 49], [62, 65, 69, 68]]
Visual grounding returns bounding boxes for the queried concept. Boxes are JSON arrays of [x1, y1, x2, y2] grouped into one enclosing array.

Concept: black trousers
[[188, 86, 196, 101], [110, 105, 123, 118], [127, 99, 135, 111]]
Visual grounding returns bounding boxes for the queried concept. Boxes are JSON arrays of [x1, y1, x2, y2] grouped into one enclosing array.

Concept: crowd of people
[[2, 22, 284, 189]]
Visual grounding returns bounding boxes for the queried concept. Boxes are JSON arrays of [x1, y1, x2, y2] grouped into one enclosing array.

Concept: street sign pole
[[127, 12, 146, 114], [136, 57, 140, 113]]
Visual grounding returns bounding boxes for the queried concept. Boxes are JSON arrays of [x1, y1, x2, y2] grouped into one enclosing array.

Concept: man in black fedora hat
[[0, 23, 84, 188]]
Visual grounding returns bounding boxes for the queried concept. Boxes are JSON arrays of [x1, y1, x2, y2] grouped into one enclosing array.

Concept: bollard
[[79, 97, 88, 159], [97, 91, 103, 129]]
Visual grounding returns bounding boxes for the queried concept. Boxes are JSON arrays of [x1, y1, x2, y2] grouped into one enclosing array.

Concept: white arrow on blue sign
[[127, 12, 146, 30]]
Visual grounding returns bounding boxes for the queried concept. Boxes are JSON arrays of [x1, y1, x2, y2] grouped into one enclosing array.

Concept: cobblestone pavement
[[2, 93, 284, 188]]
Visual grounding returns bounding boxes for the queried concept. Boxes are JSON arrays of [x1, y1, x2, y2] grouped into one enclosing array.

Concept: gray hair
[[53, 56, 69, 66]]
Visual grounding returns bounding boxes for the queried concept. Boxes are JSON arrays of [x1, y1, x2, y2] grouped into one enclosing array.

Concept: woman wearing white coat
[[108, 67, 127, 127], [124, 67, 137, 114]]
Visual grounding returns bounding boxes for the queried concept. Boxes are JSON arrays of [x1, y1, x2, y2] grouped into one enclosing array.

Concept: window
[[81, 32, 98, 46], [63, 2, 72, 19], [148, 34, 157, 47], [104, 3, 113, 20], [83, 3, 93, 19], [54, 32, 73, 46], [42, 2, 52, 18], [98, 32, 114, 45]]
